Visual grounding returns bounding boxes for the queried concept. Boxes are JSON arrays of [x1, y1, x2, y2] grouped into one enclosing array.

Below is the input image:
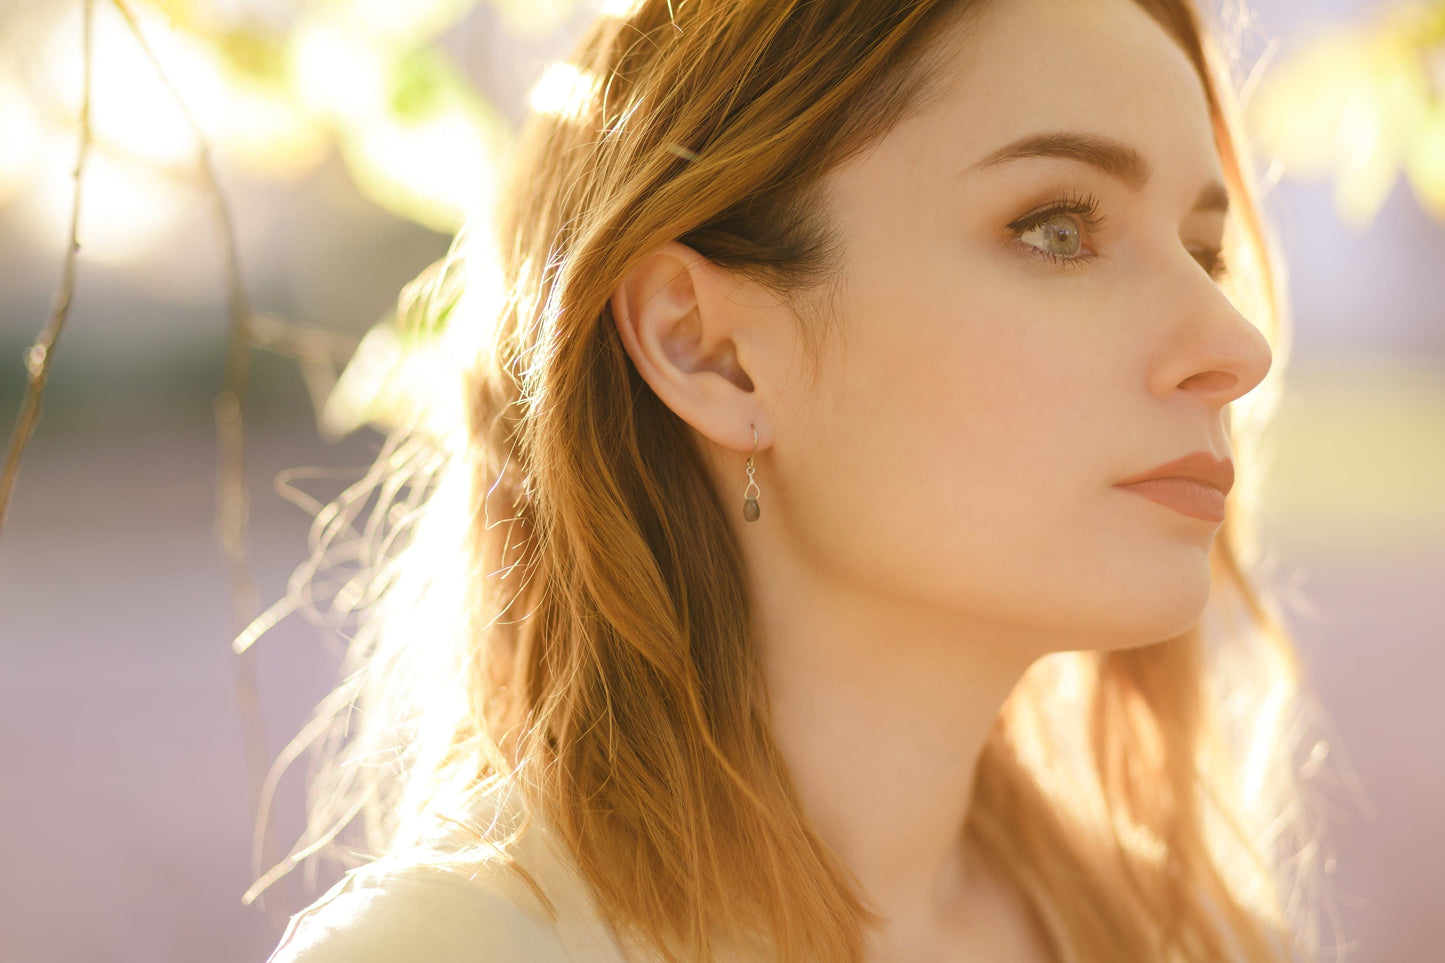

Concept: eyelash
[[1006, 190, 1230, 282]]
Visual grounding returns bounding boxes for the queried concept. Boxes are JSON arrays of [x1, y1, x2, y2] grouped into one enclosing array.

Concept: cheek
[[786, 285, 1113, 554], [867, 279, 1121, 488], [778, 270, 1212, 628]]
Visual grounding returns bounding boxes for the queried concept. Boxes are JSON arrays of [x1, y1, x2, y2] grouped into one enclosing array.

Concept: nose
[[1147, 259, 1274, 409]]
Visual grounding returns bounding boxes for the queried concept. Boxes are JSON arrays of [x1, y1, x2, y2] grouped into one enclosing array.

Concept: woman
[[259, 0, 1330, 959]]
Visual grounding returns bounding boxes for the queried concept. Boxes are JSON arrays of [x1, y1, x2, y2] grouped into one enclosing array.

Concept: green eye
[[1007, 190, 1106, 270], [1019, 214, 1084, 258]]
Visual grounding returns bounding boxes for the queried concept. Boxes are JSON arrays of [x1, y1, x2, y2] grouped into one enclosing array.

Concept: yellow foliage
[[1249, 1, 1445, 227]]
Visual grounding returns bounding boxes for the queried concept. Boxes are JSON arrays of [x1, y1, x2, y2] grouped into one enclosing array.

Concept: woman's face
[[765, 0, 1272, 648]]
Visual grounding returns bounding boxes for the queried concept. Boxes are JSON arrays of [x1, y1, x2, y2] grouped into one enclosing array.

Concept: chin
[[1119, 583, 1211, 649], [1067, 563, 1213, 652]]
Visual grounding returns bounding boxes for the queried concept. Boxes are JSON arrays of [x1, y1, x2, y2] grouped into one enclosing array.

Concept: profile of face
[[616, 0, 1273, 658]]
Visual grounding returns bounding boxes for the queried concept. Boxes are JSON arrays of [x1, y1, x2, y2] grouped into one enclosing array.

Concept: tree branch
[[0, 0, 96, 540], [106, 0, 288, 927]]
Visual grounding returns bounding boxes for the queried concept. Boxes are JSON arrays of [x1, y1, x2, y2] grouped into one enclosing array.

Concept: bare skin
[[609, 0, 1271, 958]]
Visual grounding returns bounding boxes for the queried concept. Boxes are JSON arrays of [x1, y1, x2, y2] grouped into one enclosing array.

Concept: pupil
[[1048, 217, 1079, 255]]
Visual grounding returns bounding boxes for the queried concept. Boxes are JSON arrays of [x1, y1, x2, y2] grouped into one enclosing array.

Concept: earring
[[743, 424, 761, 522]]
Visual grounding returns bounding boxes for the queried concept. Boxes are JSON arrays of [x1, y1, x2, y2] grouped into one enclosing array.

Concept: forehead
[[903, 0, 1222, 196]]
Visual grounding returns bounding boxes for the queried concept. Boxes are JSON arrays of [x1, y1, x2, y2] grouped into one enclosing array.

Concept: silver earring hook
[[743, 423, 761, 522]]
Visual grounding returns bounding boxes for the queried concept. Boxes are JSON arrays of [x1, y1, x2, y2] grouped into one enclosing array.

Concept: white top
[[265, 792, 638, 963]]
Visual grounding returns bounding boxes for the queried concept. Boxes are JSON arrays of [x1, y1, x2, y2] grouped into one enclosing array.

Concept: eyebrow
[[968, 131, 1229, 215]]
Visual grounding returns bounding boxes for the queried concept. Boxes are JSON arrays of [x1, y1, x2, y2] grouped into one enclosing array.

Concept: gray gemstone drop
[[743, 497, 760, 522]]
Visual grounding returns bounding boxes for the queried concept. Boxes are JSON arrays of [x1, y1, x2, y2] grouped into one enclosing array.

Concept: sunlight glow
[[205, 80, 330, 179], [528, 61, 599, 123], [28, 140, 190, 265], [344, 108, 499, 234], [0, 72, 42, 205], [37, 4, 196, 169], [351, 0, 477, 46], [599, 0, 643, 17], [17, 3, 330, 264], [1249, 8, 1445, 228], [494, 0, 582, 36], [291, 20, 390, 126], [1406, 95, 1445, 217]]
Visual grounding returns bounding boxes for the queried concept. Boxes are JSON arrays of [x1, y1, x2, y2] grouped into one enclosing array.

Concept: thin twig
[[247, 312, 363, 423], [0, 0, 96, 541], [106, 0, 288, 927]]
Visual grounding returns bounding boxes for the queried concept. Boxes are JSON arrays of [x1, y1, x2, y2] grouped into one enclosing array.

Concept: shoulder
[[265, 860, 579, 963]]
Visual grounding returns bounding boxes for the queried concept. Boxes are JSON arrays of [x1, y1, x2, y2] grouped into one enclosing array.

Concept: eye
[[1007, 191, 1107, 271]]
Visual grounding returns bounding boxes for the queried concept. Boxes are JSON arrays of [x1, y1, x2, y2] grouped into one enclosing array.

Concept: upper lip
[[1115, 451, 1234, 495]]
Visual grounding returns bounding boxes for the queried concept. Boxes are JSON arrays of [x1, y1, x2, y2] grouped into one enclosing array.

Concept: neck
[[747, 557, 1055, 941]]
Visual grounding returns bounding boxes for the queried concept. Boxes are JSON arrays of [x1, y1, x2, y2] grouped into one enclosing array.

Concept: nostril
[[1177, 370, 1237, 393]]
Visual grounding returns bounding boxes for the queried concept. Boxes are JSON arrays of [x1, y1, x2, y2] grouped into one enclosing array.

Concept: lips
[[1114, 451, 1234, 523], [1115, 451, 1234, 495]]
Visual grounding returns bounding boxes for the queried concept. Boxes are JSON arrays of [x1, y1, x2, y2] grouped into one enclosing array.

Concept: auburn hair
[[250, 2, 1331, 961]]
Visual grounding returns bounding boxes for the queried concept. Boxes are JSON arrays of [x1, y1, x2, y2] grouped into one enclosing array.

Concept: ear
[[610, 241, 788, 454]]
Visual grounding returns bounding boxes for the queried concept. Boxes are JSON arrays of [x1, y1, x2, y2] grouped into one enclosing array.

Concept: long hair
[[249, 2, 1332, 960]]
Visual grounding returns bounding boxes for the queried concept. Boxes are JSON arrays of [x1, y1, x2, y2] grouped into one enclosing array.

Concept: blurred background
[[0, 0, 1440, 960]]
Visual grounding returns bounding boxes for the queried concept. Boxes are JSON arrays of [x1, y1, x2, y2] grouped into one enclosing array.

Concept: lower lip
[[1115, 478, 1226, 523]]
